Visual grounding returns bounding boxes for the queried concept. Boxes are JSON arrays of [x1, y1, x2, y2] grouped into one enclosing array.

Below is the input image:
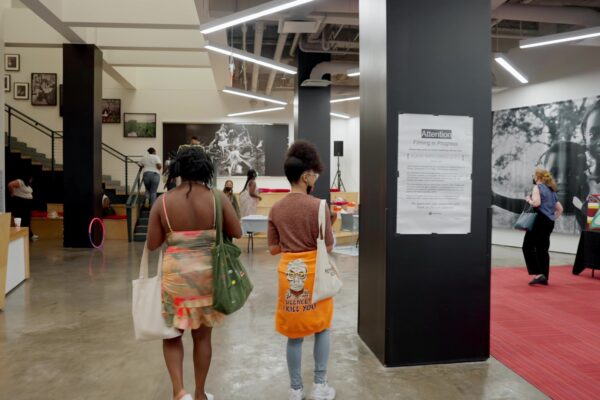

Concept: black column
[[294, 50, 331, 201], [63, 44, 103, 248], [359, 0, 492, 366]]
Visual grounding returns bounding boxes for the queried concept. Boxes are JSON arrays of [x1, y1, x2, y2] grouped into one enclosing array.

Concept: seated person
[[102, 194, 116, 217]]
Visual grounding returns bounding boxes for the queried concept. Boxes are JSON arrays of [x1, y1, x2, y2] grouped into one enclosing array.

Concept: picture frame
[[3, 74, 10, 92], [102, 99, 121, 123], [13, 82, 29, 100], [4, 54, 20, 71], [124, 113, 156, 138], [31, 73, 57, 106]]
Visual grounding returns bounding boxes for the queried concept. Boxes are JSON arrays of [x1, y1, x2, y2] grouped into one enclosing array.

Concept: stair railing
[[125, 166, 144, 242], [4, 104, 142, 194]]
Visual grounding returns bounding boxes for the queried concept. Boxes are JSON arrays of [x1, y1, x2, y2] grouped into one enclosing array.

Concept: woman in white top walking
[[138, 147, 162, 207], [8, 174, 37, 239]]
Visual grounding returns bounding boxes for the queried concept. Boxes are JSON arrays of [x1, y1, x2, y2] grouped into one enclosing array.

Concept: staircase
[[134, 209, 150, 242]]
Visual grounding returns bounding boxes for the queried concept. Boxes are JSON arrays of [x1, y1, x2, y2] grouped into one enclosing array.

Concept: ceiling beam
[[20, 0, 85, 43], [492, 4, 600, 27], [103, 61, 136, 89], [64, 22, 201, 30], [266, 33, 289, 96], [252, 22, 264, 92]]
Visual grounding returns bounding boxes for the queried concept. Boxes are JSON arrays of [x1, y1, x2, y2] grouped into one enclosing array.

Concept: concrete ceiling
[[3, 0, 600, 94]]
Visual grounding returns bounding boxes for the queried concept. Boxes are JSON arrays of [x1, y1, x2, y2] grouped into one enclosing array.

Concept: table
[[241, 215, 268, 252], [572, 230, 600, 277], [0, 213, 30, 310]]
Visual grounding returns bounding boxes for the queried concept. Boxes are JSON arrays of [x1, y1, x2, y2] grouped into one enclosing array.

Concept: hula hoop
[[88, 217, 106, 249]]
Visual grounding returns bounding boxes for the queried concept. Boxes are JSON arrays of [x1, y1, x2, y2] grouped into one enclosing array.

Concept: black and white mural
[[163, 123, 289, 176], [492, 95, 600, 234]]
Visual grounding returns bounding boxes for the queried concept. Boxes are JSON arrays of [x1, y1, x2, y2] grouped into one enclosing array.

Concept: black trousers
[[522, 212, 555, 279], [10, 196, 34, 237]]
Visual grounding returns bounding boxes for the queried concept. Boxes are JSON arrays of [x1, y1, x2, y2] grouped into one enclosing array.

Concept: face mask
[[224, 187, 232, 193]]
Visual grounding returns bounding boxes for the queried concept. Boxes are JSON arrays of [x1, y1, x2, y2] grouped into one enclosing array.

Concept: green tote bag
[[211, 189, 253, 315]]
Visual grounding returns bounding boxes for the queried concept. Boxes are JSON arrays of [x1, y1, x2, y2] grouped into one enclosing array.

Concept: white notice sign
[[396, 113, 473, 234]]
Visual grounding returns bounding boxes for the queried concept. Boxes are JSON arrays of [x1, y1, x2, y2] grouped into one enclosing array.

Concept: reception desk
[[0, 213, 30, 310]]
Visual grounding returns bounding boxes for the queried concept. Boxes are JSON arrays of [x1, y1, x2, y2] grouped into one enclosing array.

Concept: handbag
[[211, 189, 253, 315], [514, 204, 537, 231], [132, 244, 181, 341], [312, 200, 343, 304]]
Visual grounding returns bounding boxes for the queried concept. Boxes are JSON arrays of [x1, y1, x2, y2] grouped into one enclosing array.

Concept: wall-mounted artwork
[[13, 83, 29, 100], [3, 74, 9, 92], [31, 73, 57, 106], [492, 95, 600, 234], [102, 99, 121, 123], [124, 113, 156, 138], [163, 122, 289, 176], [4, 54, 19, 71]]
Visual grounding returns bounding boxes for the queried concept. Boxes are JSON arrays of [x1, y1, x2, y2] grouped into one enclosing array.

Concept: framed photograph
[[124, 113, 156, 138], [3, 74, 10, 92], [4, 54, 20, 71], [31, 73, 57, 106], [14, 82, 29, 100], [102, 99, 121, 123]]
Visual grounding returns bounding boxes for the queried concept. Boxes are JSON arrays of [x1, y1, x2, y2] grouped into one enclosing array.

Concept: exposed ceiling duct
[[301, 61, 357, 86], [492, 4, 600, 27]]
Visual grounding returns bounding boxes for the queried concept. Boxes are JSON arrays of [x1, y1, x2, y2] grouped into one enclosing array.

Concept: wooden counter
[[1, 214, 31, 310]]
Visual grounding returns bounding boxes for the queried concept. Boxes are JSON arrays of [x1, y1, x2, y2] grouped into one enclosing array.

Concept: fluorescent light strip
[[228, 107, 286, 117], [494, 56, 528, 84], [223, 87, 287, 105], [205, 43, 297, 75], [200, 0, 316, 34], [520, 26, 600, 49], [347, 67, 360, 77], [330, 96, 360, 104], [331, 112, 351, 119]]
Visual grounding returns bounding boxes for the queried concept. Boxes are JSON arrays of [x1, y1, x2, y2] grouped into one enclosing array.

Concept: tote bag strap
[[139, 242, 164, 279], [212, 189, 224, 245], [318, 200, 327, 240]]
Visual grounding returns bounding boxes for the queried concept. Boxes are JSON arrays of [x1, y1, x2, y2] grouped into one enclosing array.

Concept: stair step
[[140, 211, 150, 218], [135, 226, 148, 234], [138, 218, 148, 225], [134, 233, 147, 242]]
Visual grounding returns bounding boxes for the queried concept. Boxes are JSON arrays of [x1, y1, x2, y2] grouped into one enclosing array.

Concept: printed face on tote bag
[[286, 259, 308, 295]]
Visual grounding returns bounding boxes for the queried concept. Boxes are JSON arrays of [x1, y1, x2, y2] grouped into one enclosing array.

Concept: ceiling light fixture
[[200, 0, 317, 35], [205, 43, 297, 75], [520, 26, 600, 49], [331, 112, 351, 119], [223, 87, 287, 105], [494, 55, 528, 84], [228, 107, 286, 117], [330, 96, 360, 104], [347, 68, 360, 77]]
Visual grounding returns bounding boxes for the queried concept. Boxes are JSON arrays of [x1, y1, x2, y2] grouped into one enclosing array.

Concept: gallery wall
[[3, 46, 361, 194]]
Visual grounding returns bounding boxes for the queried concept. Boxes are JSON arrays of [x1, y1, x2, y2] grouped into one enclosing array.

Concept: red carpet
[[491, 266, 600, 400]]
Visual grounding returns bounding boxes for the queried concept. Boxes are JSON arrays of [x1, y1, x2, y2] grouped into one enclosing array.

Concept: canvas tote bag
[[132, 244, 181, 341], [311, 200, 343, 304]]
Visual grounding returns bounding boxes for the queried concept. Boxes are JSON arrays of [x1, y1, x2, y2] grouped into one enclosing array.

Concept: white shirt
[[139, 154, 162, 174], [12, 180, 33, 199]]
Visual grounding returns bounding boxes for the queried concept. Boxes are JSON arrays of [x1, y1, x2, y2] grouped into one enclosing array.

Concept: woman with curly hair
[[268, 140, 336, 400], [147, 145, 242, 400], [522, 167, 563, 285]]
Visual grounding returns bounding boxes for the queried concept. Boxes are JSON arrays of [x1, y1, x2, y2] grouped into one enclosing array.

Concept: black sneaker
[[528, 275, 548, 285]]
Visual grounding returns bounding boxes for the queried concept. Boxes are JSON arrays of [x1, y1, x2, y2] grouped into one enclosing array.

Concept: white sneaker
[[288, 388, 304, 400], [310, 383, 335, 400], [205, 393, 214, 400]]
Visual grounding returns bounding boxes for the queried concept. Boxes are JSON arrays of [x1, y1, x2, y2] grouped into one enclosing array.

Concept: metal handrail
[[5, 104, 144, 194], [125, 167, 144, 242]]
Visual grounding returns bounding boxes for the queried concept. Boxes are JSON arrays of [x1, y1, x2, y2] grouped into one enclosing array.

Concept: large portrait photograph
[[31, 73, 57, 106], [163, 122, 289, 176], [492, 95, 600, 234]]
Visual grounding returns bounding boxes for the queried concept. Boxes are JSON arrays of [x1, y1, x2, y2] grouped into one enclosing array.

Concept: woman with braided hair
[[147, 145, 242, 400], [522, 167, 564, 285]]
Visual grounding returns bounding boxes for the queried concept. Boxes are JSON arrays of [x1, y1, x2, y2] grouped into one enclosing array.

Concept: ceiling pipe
[[289, 33, 301, 57], [265, 33, 289, 95], [299, 37, 358, 54], [251, 22, 264, 92], [492, 4, 600, 27], [309, 61, 358, 81]]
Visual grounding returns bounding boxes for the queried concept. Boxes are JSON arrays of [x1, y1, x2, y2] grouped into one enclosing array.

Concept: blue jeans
[[143, 172, 160, 206], [287, 329, 330, 390]]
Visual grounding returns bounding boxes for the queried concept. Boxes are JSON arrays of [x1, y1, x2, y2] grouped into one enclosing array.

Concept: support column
[[359, 0, 492, 366], [63, 44, 103, 248], [294, 50, 331, 201], [0, 2, 7, 212]]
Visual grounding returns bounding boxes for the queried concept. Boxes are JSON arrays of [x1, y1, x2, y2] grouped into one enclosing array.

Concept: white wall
[[331, 117, 360, 193]]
